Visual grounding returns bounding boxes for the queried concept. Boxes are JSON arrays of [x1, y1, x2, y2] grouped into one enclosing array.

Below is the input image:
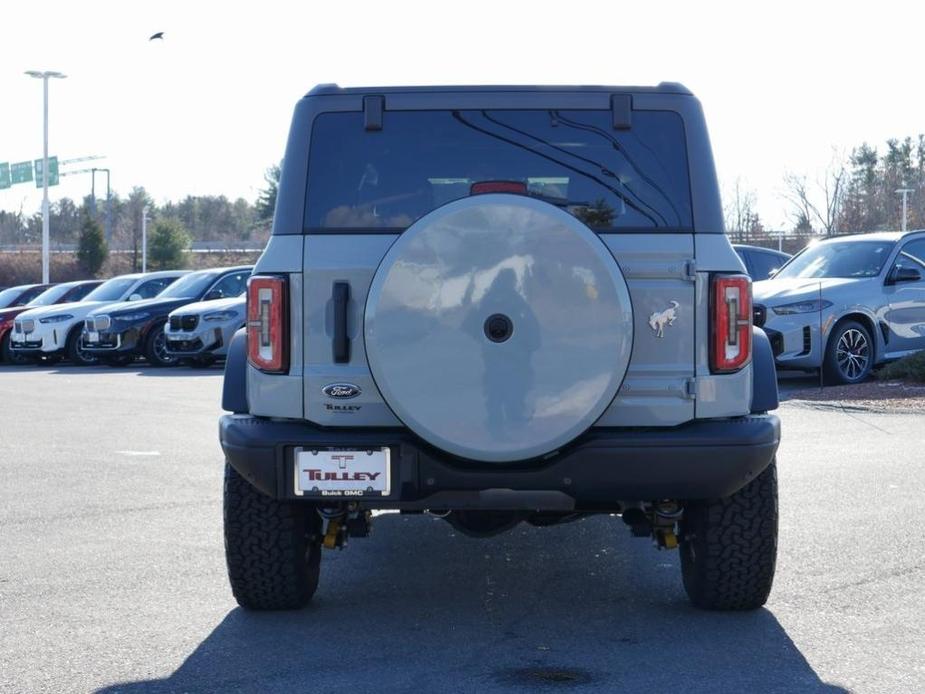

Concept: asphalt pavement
[[0, 364, 923, 693]]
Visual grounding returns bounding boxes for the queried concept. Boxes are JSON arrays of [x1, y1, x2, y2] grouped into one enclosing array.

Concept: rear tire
[[823, 320, 873, 385], [223, 462, 322, 610], [1, 332, 30, 365], [680, 459, 778, 610], [65, 327, 98, 366], [144, 323, 177, 367]]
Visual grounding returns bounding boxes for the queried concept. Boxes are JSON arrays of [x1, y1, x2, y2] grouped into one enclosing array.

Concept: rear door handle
[[333, 282, 350, 363]]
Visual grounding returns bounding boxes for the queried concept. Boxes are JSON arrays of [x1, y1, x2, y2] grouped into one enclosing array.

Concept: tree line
[[726, 135, 925, 243], [0, 164, 280, 269]]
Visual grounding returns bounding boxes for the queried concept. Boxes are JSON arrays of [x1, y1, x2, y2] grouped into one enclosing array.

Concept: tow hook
[[320, 504, 372, 550], [652, 501, 683, 551], [322, 517, 346, 549]]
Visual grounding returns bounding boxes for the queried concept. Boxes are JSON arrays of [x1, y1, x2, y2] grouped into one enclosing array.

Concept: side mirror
[[767, 268, 780, 279], [888, 265, 922, 285], [128, 293, 142, 302], [204, 290, 221, 301]]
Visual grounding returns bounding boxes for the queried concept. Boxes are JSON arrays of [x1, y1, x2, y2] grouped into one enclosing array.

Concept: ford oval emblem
[[323, 383, 361, 399]]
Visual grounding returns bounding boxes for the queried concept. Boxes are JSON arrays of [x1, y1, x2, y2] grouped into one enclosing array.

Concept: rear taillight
[[711, 274, 752, 373], [247, 275, 288, 373]]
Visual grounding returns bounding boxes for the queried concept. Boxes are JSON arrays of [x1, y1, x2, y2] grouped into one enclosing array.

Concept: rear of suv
[[220, 84, 781, 612]]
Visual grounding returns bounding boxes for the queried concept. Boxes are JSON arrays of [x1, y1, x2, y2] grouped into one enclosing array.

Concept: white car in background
[[164, 295, 246, 367], [10, 270, 187, 365]]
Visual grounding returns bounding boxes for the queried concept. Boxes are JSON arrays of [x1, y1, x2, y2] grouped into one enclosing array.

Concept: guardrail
[[0, 242, 265, 254]]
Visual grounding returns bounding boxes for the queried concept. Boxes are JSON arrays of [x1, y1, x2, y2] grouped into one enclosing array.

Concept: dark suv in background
[[82, 266, 252, 366]]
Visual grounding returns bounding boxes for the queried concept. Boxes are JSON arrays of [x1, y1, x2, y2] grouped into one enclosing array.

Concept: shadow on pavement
[[96, 515, 847, 693], [0, 363, 224, 377]]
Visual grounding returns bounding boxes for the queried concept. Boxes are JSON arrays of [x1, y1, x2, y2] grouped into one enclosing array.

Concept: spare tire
[[365, 194, 633, 462]]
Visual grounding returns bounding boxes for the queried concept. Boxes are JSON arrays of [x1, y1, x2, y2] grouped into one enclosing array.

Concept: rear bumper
[[219, 414, 781, 509]]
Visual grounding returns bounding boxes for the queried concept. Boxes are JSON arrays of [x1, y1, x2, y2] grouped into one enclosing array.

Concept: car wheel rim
[[76, 343, 97, 365], [835, 328, 869, 381], [154, 330, 174, 364]]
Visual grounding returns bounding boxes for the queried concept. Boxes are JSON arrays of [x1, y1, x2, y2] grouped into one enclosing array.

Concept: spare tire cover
[[365, 194, 633, 462]]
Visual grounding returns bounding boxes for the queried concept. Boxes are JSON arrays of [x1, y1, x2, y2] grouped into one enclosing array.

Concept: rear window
[[305, 109, 692, 232]]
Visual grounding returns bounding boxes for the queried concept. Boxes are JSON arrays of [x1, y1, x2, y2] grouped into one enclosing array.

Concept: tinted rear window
[[305, 109, 692, 232]]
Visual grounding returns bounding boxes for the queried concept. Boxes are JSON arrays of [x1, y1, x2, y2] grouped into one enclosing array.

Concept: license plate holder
[[293, 447, 391, 497], [86, 331, 99, 343]]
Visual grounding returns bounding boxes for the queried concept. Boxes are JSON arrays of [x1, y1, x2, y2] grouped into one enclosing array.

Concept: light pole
[[25, 70, 66, 284], [896, 187, 914, 232], [142, 206, 149, 272]]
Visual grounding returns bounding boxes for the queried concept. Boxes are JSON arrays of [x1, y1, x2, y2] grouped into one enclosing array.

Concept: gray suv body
[[220, 84, 781, 611]]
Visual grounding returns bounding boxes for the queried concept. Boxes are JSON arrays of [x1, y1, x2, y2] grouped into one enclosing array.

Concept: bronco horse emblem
[[648, 301, 680, 338]]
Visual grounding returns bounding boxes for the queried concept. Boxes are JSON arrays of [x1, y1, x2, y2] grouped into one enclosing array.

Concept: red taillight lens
[[247, 275, 288, 373], [711, 274, 752, 373]]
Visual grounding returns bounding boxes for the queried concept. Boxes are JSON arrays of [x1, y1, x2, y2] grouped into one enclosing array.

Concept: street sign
[[0, 163, 10, 190], [10, 161, 32, 185], [34, 157, 59, 187]]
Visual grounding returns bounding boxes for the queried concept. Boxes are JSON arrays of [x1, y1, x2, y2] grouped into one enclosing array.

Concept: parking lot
[[0, 364, 922, 693]]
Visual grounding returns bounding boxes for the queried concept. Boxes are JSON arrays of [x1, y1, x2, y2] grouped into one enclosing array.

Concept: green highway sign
[[0, 163, 9, 190], [10, 161, 32, 185], [34, 157, 59, 187]]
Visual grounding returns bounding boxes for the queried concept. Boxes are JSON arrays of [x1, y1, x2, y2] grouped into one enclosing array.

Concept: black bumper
[[220, 414, 781, 510], [83, 329, 141, 354]]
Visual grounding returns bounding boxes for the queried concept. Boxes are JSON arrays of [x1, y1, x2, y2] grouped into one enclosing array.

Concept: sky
[[1, 0, 923, 230]]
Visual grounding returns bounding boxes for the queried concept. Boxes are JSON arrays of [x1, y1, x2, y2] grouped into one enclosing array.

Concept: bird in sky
[[149, 32, 164, 41]]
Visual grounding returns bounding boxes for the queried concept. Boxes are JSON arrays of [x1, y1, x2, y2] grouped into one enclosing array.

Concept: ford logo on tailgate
[[323, 383, 361, 399]]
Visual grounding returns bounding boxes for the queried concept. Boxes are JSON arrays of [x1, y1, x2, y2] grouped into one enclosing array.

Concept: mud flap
[[751, 327, 779, 413], [222, 328, 249, 413]]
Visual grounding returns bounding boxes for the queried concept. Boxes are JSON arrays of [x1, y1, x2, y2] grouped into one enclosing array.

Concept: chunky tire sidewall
[[823, 319, 873, 385], [680, 459, 778, 611], [223, 463, 322, 610]]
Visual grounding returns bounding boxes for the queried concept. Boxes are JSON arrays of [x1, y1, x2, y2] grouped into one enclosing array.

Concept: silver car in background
[[164, 295, 246, 366], [753, 230, 925, 383]]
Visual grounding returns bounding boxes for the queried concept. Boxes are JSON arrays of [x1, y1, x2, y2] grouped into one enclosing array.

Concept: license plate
[[87, 331, 99, 343], [294, 448, 390, 497]]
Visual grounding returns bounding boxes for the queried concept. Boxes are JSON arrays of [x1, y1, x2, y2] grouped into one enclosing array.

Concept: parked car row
[[0, 266, 251, 368]]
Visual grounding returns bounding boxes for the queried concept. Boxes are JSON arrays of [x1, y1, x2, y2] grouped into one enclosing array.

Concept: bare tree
[[723, 178, 759, 242], [782, 151, 847, 236]]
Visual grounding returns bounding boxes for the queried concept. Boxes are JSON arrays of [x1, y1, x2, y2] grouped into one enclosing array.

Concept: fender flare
[[751, 327, 779, 414], [222, 328, 249, 413]]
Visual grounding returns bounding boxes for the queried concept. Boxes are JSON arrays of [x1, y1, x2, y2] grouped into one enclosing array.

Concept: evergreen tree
[[148, 218, 191, 269], [77, 215, 108, 276], [256, 162, 281, 224]]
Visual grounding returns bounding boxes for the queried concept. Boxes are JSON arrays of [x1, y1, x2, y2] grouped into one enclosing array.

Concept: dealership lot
[[0, 366, 922, 693]]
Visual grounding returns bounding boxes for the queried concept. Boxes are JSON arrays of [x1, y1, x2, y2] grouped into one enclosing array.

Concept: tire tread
[[223, 463, 320, 610], [680, 460, 778, 610]]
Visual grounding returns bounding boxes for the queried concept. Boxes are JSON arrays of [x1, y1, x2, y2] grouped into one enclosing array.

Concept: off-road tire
[[143, 323, 177, 367], [680, 459, 778, 610], [65, 326, 98, 366], [1, 332, 30, 365], [823, 319, 873, 385], [223, 462, 322, 610]]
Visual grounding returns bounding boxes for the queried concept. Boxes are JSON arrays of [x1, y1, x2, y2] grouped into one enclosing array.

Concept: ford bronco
[[220, 84, 781, 611]]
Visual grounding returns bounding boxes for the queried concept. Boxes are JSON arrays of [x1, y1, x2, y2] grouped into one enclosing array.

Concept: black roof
[[305, 82, 692, 98]]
